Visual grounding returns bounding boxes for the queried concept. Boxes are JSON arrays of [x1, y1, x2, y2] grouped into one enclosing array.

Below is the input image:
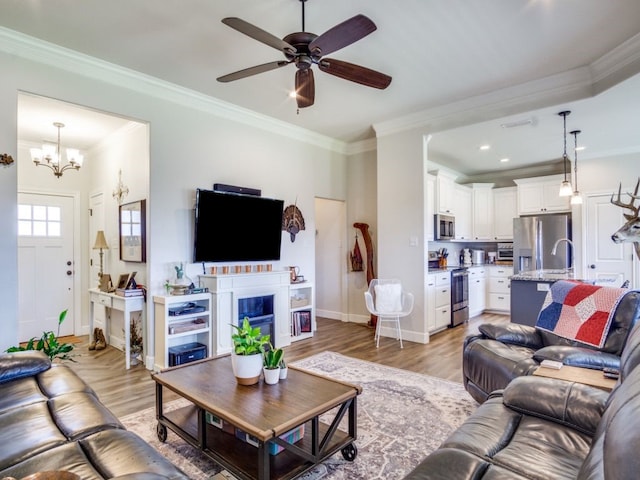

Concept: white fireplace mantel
[[199, 271, 291, 356]]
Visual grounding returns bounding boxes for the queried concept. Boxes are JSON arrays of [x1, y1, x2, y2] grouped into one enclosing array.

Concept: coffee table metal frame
[[152, 357, 361, 480]]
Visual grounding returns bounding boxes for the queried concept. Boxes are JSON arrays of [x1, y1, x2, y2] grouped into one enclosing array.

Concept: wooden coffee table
[[152, 356, 362, 480]]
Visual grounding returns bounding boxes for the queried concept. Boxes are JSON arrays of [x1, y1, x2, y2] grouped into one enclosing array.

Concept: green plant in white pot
[[263, 344, 283, 385], [230, 317, 269, 385]]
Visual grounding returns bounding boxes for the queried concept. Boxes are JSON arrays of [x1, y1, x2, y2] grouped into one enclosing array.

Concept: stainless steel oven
[[435, 214, 455, 240], [451, 268, 469, 327]]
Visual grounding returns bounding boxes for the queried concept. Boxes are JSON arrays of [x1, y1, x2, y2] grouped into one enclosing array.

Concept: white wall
[[376, 129, 428, 343], [0, 43, 348, 353]]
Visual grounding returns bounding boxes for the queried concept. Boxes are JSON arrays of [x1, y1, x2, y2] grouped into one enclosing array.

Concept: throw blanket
[[536, 280, 628, 348]]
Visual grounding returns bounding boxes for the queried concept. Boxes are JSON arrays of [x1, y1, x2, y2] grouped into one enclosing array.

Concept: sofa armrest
[[0, 351, 51, 384], [534, 346, 621, 370], [478, 323, 544, 349], [502, 376, 608, 435]]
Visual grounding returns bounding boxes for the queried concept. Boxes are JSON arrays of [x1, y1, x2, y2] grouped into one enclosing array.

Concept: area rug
[[120, 351, 477, 479]]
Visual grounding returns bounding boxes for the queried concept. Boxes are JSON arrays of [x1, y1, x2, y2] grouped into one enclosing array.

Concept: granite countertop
[[510, 269, 592, 282]]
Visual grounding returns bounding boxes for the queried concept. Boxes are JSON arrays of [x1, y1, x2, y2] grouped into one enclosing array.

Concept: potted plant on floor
[[231, 317, 269, 385], [5, 309, 75, 362], [263, 344, 284, 385]]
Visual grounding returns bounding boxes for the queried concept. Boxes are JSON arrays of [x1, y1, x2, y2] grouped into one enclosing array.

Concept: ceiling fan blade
[[217, 60, 291, 83], [222, 17, 296, 54], [295, 69, 315, 108], [309, 14, 377, 57], [319, 58, 392, 89]]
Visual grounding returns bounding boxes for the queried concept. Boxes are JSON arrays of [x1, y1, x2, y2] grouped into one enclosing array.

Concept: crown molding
[[345, 138, 377, 156], [374, 34, 640, 139], [0, 27, 348, 155]]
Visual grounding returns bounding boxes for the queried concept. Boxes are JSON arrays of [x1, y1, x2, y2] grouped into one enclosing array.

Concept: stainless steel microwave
[[435, 214, 455, 240]]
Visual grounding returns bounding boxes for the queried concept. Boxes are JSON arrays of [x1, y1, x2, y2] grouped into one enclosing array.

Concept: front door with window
[[18, 192, 75, 341]]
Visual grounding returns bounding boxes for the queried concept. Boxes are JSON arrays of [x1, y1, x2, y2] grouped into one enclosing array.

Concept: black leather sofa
[[0, 351, 189, 480], [403, 320, 640, 479], [463, 290, 640, 404]]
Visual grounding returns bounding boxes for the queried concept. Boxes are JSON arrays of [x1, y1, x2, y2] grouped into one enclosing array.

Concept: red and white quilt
[[536, 280, 628, 348]]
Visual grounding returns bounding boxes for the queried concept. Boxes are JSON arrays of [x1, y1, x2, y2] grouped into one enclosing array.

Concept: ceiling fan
[[217, 0, 392, 109]]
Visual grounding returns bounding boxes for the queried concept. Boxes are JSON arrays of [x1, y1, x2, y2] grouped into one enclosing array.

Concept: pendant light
[[570, 130, 583, 205], [30, 122, 84, 178], [558, 111, 573, 196]]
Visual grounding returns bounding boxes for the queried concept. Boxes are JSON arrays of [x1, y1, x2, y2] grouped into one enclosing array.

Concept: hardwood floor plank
[[68, 313, 509, 417]]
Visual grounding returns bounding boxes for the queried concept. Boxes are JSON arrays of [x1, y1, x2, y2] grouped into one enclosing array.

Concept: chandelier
[[30, 122, 84, 178]]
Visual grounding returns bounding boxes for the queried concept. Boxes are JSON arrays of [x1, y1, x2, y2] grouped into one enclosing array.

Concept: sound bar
[[213, 183, 261, 197]]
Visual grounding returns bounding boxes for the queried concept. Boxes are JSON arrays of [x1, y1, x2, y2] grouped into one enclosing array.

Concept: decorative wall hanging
[[611, 178, 640, 260], [282, 202, 306, 242], [113, 169, 130, 205], [350, 232, 364, 271], [1, 153, 14, 166]]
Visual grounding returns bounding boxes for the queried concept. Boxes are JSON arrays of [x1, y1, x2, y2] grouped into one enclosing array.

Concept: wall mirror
[[119, 199, 146, 262]]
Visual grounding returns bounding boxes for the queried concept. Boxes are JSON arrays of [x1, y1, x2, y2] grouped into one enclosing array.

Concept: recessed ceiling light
[[479, 144, 491, 151], [500, 158, 510, 163], [575, 146, 585, 151]]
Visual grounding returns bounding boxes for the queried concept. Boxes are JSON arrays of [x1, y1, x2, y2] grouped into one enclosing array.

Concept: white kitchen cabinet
[[436, 171, 457, 215], [454, 184, 472, 240], [514, 175, 570, 215], [468, 266, 487, 317], [471, 183, 494, 240], [486, 266, 512, 313], [492, 187, 517, 240], [427, 271, 451, 332], [426, 174, 435, 241]]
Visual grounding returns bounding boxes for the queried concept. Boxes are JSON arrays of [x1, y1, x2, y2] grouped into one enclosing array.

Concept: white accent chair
[[364, 279, 414, 348]]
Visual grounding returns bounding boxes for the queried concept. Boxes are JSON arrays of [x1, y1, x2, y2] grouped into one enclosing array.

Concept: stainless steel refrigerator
[[513, 213, 572, 274]]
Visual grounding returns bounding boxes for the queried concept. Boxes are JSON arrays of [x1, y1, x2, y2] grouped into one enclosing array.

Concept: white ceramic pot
[[263, 367, 281, 385], [279, 366, 288, 380], [231, 352, 263, 385]]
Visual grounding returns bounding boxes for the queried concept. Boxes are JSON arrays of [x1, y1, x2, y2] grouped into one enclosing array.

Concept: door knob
[[67, 261, 72, 266], [589, 264, 596, 269], [66, 270, 72, 276]]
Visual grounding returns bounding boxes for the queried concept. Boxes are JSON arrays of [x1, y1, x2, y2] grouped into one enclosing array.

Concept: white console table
[[89, 288, 146, 369]]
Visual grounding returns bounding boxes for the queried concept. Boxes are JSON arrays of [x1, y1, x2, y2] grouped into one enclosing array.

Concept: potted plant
[[5, 309, 75, 362], [263, 344, 283, 385], [230, 317, 269, 385], [279, 358, 288, 380]]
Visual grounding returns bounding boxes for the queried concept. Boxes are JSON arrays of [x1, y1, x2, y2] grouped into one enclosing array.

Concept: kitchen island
[[510, 270, 593, 327]]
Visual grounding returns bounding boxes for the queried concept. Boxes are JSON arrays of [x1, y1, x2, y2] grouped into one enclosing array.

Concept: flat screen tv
[[193, 188, 284, 263]]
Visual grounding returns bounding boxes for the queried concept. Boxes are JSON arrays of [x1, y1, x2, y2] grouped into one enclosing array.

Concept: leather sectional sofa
[[403, 320, 640, 479], [0, 350, 189, 480], [463, 290, 640, 404]]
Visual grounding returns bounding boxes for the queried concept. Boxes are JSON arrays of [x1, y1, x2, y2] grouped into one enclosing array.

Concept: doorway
[[584, 192, 634, 286], [314, 198, 347, 320]]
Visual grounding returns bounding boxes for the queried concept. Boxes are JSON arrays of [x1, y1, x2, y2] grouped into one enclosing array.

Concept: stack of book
[[291, 310, 312, 336], [115, 288, 144, 297]]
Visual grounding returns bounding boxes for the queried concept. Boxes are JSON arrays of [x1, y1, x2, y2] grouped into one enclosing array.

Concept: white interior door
[[584, 193, 633, 287], [18, 192, 75, 341]]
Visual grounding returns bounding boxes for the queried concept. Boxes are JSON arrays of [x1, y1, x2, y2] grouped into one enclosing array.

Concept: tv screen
[[193, 189, 284, 263]]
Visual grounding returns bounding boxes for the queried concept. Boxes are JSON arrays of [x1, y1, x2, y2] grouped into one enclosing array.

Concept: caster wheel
[[157, 423, 167, 443], [341, 443, 357, 461]]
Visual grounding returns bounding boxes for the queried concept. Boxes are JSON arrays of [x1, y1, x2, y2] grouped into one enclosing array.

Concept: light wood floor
[[68, 313, 509, 418]]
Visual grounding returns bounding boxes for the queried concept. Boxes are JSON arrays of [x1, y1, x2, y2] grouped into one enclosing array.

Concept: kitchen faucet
[[551, 238, 574, 270]]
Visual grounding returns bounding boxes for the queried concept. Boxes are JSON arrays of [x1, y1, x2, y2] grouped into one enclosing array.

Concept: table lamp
[[93, 230, 109, 278]]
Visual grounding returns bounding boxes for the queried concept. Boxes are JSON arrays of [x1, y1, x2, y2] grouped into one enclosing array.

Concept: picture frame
[[116, 273, 130, 290], [119, 199, 146, 262]]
